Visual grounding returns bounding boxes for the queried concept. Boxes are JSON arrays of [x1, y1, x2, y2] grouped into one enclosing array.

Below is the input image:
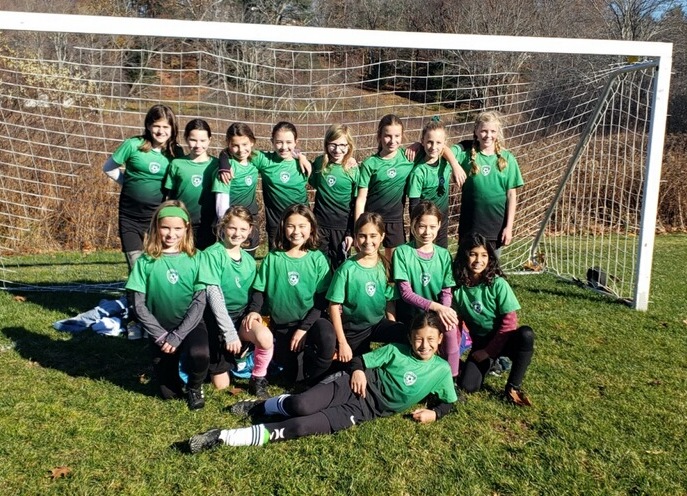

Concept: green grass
[[1, 236, 686, 494]]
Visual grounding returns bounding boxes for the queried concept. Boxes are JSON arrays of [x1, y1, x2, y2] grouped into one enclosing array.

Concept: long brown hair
[[275, 204, 319, 251], [354, 212, 391, 280], [139, 104, 180, 158], [376, 114, 404, 154]]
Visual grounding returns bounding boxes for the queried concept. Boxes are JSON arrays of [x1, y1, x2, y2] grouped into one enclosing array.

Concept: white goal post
[[0, 11, 672, 310]]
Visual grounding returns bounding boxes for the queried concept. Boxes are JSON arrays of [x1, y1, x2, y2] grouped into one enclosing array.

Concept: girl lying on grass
[[188, 310, 457, 452]]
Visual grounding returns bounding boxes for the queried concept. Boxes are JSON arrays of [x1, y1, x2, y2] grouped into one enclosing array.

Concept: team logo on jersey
[[235, 276, 242, 288], [280, 171, 291, 183], [403, 371, 418, 386], [387, 168, 397, 179], [166, 269, 179, 285], [471, 301, 483, 314], [326, 175, 336, 187], [481, 166, 491, 176], [421, 273, 431, 287], [365, 281, 377, 297], [192, 174, 203, 187], [245, 177, 253, 186], [149, 162, 161, 174], [288, 271, 300, 286]]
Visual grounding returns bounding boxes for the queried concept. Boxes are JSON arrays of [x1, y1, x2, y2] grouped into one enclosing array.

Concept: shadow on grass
[[10, 260, 127, 268], [510, 276, 625, 308], [2, 326, 157, 397], [8, 291, 125, 316]]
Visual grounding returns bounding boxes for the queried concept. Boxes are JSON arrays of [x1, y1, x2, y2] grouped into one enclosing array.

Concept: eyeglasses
[[327, 143, 349, 151]]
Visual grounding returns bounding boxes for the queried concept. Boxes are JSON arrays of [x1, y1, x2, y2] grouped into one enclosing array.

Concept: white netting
[[0, 34, 659, 303]]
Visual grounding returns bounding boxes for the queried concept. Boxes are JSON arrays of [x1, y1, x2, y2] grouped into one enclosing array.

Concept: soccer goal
[[0, 11, 672, 310]]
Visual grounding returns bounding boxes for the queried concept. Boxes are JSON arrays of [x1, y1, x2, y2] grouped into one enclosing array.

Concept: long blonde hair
[[469, 111, 507, 175], [321, 124, 356, 174], [143, 200, 195, 258]]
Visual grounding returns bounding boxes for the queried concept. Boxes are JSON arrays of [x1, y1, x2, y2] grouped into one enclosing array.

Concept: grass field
[[1, 235, 686, 495]]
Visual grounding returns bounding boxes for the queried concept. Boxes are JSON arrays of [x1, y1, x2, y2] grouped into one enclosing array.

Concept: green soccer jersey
[[359, 150, 414, 222], [164, 156, 219, 225], [452, 276, 521, 337], [453, 144, 524, 241], [125, 252, 205, 330], [254, 151, 308, 213], [113, 137, 173, 218], [309, 156, 360, 229], [392, 242, 455, 310], [211, 157, 259, 214], [364, 343, 457, 413], [326, 258, 395, 331], [406, 157, 451, 213], [253, 250, 332, 325], [198, 242, 256, 316]]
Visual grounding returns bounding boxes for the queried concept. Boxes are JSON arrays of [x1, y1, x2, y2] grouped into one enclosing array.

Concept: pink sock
[[252, 345, 273, 378], [441, 328, 460, 377]]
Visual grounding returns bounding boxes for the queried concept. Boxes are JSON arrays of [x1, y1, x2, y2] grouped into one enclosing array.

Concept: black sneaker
[[249, 376, 270, 400], [186, 387, 205, 410], [189, 429, 221, 454], [230, 399, 264, 417]]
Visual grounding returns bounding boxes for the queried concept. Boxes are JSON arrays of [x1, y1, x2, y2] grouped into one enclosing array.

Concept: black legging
[[459, 325, 534, 393], [261, 374, 356, 442], [272, 323, 337, 385], [151, 321, 209, 399]]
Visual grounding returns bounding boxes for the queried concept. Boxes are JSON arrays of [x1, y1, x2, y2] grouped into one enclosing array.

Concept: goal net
[[0, 12, 672, 309]]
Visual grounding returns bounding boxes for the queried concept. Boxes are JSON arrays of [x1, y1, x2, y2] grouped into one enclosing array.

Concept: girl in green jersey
[[103, 105, 182, 271], [200, 207, 274, 399], [188, 311, 457, 452], [164, 119, 219, 249], [213, 123, 261, 254], [393, 201, 461, 380], [243, 204, 334, 385], [309, 124, 359, 269], [452, 233, 534, 405], [125, 200, 209, 410]]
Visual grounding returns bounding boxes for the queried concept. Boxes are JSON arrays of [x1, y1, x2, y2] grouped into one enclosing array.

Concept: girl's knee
[[518, 326, 535, 350], [285, 394, 312, 416], [254, 326, 274, 349]]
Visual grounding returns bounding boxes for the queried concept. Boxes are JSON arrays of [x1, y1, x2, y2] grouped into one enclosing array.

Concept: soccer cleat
[[186, 387, 205, 410], [230, 399, 264, 417], [189, 429, 222, 454], [249, 376, 270, 400]]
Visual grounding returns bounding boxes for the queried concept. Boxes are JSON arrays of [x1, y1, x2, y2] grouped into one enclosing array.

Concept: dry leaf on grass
[[508, 388, 533, 407], [13, 295, 26, 302], [47, 466, 72, 479]]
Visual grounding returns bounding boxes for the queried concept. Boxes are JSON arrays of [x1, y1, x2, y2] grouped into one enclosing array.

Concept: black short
[[205, 309, 246, 376], [317, 372, 376, 432], [318, 226, 348, 269], [119, 213, 151, 253], [382, 220, 406, 248]]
